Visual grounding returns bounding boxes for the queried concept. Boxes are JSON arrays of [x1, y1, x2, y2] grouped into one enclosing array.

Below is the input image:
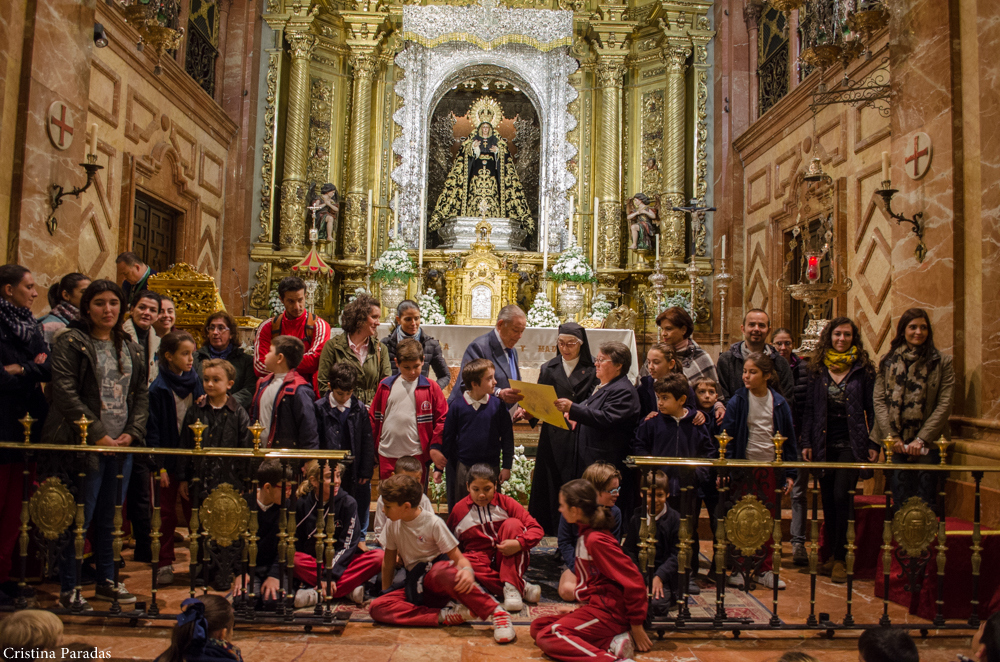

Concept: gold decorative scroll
[[29, 478, 77, 541], [725, 494, 774, 556], [400, 31, 571, 52], [891, 496, 938, 557], [200, 483, 251, 548]]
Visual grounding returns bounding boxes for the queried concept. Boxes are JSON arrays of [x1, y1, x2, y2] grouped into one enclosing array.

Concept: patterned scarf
[[886, 344, 935, 442], [49, 301, 81, 325], [207, 343, 234, 360], [823, 346, 858, 372], [0, 296, 43, 345]]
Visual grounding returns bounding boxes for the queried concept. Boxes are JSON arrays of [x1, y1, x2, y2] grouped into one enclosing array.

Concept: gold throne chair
[[444, 221, 518, 326]]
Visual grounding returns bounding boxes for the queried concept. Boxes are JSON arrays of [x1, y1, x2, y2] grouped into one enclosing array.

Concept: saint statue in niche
[[429, 98, 533, 233], [307, 183, 339, 241], [627, 192, 660, 251]]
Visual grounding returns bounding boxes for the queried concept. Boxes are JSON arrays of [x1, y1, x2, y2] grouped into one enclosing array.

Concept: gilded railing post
[[807, 469, 820, 626], [844, 488, 857, 626], [279, 29, 318, 251], [660, 43, 690, 263], [110, 455, 125, 614], [16, 415, 33, 610], [970, 471, 984, 627]]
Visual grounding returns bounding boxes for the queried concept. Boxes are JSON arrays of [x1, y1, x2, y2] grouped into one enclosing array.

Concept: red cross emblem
[[903, 132, 932, 180], [47, 101, 75, 151]]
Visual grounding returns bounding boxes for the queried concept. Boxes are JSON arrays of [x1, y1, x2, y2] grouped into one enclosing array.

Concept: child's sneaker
[[491, 607, 516, 644], [94, 580, 136, 604], [438, 601, 473, 626], [756, 571, 786, 590], [726, 572, 745, 588], [502, 582, 523, 612], [59, 589, 93, 612], [294, 588, 319, 609], [523, 581, 541, 604], [608, 631, 634, 660], [349, 585, 365, 605]]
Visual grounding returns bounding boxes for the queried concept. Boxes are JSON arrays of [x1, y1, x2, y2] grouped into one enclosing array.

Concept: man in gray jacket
[[715, 309, 795, 404]]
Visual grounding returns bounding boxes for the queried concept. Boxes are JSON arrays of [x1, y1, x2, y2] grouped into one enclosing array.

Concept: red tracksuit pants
[[531, 602, 629, 662], [292, 549, 384, 598], [464, 518, 532, 595], [369, 560, 499, 626]]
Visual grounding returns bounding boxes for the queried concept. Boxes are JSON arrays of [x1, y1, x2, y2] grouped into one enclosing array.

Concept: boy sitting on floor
[[623, 471, 680, 617]]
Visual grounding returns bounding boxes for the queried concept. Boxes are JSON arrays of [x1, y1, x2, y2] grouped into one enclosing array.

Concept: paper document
[[510, 380, 569, 430]]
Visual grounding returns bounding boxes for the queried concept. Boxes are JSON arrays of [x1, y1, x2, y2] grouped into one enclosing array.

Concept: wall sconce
[[875, 152, 927, 261], [48, 129, 104, 236], [94, 23, 108, 48]]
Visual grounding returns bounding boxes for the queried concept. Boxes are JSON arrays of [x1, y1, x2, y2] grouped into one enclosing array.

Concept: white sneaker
[[608, 631, 634, 660], [349, 585, 365, 605], [438, 601, 473, 626], [157, 565, 174, 585], [522, 581, 541, 604], [294, 588, 319, 609], [502, 582, 524, 612], [726, 572, 745, 588], [491, 607, 516, 644], [756, 571, 786, 590]]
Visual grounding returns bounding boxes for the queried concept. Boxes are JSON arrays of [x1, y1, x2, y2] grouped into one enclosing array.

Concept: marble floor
[[33, 541, 975, 662]]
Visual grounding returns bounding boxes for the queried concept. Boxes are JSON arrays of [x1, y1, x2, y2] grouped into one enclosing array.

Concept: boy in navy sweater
[[623, 471, 680, 616], [435, 358, 514, 509], [315, 362, 375, 532]]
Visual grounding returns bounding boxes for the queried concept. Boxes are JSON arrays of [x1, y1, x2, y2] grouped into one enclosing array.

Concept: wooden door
[[133, 195, 177, 273]]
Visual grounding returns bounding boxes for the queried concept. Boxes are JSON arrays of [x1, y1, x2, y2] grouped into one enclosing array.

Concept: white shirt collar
[[494, 328, 508, 352], [655, 503, 669, 521], [463, 391, 490, 410], [329, 393, 350, 412], [562, 355, 580, 377]]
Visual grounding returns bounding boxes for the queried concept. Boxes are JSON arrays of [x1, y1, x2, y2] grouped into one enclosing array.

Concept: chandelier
[[119, 0, 185, 75]]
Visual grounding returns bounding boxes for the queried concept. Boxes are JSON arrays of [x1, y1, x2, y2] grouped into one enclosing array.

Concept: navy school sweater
[[632, 407, 715, 496], [436, 393, 515, 470]]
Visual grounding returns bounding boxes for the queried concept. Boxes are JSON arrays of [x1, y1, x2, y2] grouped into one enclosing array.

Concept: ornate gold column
[[661, 43, 690, 263], [279, 30, 317, 251], [595, 58, 626, 272]]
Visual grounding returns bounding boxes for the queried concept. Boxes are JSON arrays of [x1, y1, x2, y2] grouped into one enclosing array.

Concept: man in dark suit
[[450, 304, 526, 413], [115, 251, 156, 309]]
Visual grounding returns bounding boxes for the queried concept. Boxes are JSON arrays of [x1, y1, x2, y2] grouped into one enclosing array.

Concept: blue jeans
[[60, 454, 133, 592]]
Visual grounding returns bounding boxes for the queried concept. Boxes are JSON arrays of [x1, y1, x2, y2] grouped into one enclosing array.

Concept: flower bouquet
[[501, 445, 534, 505], [657, 290, 697, 322], [417, 289, 447, 325], [549, 241, 596, 283], [371, 238, 417, 283], [526, 292, 560, 328]]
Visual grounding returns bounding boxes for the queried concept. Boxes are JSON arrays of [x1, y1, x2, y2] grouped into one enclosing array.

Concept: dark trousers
[[891, 445, 940, 508], [819, 448, 859, 562], [126, 461, 152, 561]]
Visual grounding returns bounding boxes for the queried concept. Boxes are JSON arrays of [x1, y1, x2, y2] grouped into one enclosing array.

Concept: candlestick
[[721, 234, 726, 259], [881, 151, 890, 185], [366, 189, 373, 265], [593, 196, 600, 268], [89, 124, 98, 156], [418, 188, 426, 272]]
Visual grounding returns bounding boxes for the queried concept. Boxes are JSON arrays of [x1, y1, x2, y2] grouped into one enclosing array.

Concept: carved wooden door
[[133, 194, 177, 273]]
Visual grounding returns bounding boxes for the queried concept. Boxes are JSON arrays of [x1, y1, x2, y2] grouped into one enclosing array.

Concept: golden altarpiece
[[247, 0, 716, 330]]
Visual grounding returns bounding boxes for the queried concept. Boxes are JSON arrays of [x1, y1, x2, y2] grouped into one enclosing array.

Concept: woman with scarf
[[194, 311, 256, 409], [380, 299, 450, 390], [872, 308, 954, 507], [0, 265, 50, 599], [146, 330, 204, 585], [38, 272, 90, 344], [801, 317, 879, 584], [158, 596, 242, 662], [528, 322, 598, 534], [657, 306, 725, 423], [318, 293, 389, 404]]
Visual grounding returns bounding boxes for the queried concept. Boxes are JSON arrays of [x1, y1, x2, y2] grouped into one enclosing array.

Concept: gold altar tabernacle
[[444, 221, 519, 325]]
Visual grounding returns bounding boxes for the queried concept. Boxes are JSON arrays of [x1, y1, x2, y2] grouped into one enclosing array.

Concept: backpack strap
[[273, 312, 315, 345]]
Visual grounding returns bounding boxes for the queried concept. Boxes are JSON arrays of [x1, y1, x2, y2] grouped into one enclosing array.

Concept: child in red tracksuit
[[531, 479, 652, 662], [447, 463, 544, 613], [368, 475, 516, 644], [369, 338, 448, 481]]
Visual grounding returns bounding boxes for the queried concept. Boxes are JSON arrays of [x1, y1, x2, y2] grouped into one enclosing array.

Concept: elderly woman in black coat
[[528, 322, 598, 534], [555, 340, 641, 514]]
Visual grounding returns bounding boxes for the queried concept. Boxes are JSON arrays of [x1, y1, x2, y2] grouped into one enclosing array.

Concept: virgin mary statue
[[429, 121, 534, 233]]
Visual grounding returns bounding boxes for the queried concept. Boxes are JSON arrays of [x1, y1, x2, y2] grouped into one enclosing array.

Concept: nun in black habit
[[527, 322, 598, 534]]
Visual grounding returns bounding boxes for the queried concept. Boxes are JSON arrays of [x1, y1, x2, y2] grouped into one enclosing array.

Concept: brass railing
[[1, 415, 352, 630], [627, 431, 989, 636]]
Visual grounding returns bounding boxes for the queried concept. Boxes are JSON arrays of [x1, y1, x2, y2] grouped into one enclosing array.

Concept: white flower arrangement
[[658, 290, 697, 322], [347, 286, 371, 305], [417, 289, 447, 325], [526, 292, 560, 328], [429, 474, 447, 508], [371, 238, 417, 283], [588, 293, 613, 321], [550, 241, 596, 283], [500, 445, 534, 505], [268, 283, 282, 318]]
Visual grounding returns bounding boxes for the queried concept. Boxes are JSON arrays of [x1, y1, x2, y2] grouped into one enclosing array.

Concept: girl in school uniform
[[531, 479, 652, 662]]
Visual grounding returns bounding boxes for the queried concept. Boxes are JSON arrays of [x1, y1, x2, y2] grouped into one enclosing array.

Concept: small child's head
[[652, 471, 669, 514], [395, 338, 424, 382], [692, 377, 719, 410], [160, 330, 197, 375], [559, 479, 614, 530], [742, 351, 776, 393], [466, 463, 497, 507], [265, 335, 304, 373], [654, 373, 690, 417], [201, 358, 235, 401], [164, 595, 235, 661], [257, 459, 292, 504], [581, 461, 621, 509], [379, 474, 424, 522], [857, 627, 919, 662], [298, 460, 340, 498], [0, 609, 63, 656], [646, 343, 680, 379], [328, 362, 358, 406], [393, 456, 424, 483], [462, 358, 496, 398]]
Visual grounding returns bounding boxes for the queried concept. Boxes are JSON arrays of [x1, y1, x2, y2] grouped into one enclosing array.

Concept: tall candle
[[89, 124, 98, 156], [721, 234, 726, 260], [417, 188, 426, 271], [392, 193, 399, 237], [366, 189, 373, 265], [881, 151, 890, 184], [569, 195, 576, 242], [541, 209, 549, 273], [593, 196, 600, 267], [655, 233, 660, 262]]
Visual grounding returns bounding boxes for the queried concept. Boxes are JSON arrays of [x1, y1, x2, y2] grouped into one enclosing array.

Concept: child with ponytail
[[531, 479, 651, 662], [157, 595, 242, 662]]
